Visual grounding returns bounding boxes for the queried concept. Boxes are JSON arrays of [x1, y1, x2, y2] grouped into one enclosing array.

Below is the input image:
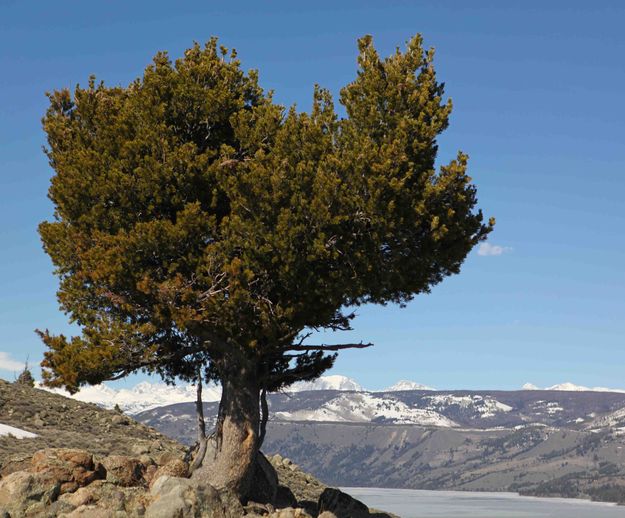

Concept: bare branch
[[287, 342, 373, 352]]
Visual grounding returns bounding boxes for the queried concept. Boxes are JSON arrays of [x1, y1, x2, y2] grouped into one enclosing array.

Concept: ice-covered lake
[[343, 487, 624, 517]]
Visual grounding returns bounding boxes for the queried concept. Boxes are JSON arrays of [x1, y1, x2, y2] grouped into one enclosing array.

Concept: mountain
[[40, 375, 625, 417], [289, 374, 363, 392], [383, 380, 434, 391], [39, 380, 222, 415], [38, 375, 366, 414], [274, 392, 457, 426], [522, 381, 625, 393], [135, 387, 625, 504]]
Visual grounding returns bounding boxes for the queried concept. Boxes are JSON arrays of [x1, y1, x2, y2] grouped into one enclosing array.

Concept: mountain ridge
[[135, 387, 625, 505], [35, 375, 625, 415]]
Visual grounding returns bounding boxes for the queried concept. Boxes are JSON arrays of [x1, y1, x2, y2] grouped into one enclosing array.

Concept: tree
[[16, 361, 35, 387], [37, 35, 493, 499]]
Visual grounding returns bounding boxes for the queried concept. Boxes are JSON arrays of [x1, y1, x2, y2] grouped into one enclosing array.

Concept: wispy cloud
[[478, 242, 512, 257], [0, 352, 23, 372]]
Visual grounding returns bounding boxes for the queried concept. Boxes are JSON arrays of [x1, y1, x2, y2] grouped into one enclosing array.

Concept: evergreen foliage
[[38, 36, 491, 392], [15, 365, 35, 388]]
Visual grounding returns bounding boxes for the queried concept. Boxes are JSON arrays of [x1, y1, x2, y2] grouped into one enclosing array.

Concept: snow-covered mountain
[[288, 375, 362, 392], [39, 381, 222, 415], [423, 394, 512, 418], [37, 375, 364, 414], [40, 374, 625, 417], [384, 380, 434, 391], [274, 392, 457, 426], [522, 381, 625, 393]]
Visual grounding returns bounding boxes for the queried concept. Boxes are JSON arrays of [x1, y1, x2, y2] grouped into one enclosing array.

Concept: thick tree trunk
[[193, 367, 260, 500]]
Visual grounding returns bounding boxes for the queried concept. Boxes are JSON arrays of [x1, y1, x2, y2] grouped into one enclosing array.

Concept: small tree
[[38, 35, 492, 498], [16, 362, 35, 387]]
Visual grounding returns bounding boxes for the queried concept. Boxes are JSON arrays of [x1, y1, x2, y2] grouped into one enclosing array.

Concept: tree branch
[[287, 342, 373, 352]]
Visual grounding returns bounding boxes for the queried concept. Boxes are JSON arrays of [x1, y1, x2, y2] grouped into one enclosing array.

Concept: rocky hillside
[[0, 379, 185, 467], [0, 380, 396, 517], [136, 388, 625, 504]]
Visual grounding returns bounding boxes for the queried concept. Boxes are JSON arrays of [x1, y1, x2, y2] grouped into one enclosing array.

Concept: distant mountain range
[[38, 375, 625, 415], [133, 385, 625, 504], [522, 382, 625, 393]]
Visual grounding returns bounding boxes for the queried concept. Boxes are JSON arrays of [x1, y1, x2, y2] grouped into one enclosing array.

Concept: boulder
[[244, 501, 275, 515], [267, 507, 312, 518], [318, 488, 369, 518], [0, 470, 61, 517], [275, 485, 298, 508], [248, 452, 279, 504], [56, 480, 146, 517], [149, 458, 189, 487], [100, 455, 145, 487], [0, 454, 32, 478], [146, 475, 243, 518], [30, 448, 104, 492], [111, 415, 129, 426]]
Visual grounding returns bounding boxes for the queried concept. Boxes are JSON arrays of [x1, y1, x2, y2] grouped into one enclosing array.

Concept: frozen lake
[[343, 487, 624, 518]]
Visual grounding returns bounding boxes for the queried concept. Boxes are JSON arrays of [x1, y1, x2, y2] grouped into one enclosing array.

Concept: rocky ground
[[0, 380, 396, 517]]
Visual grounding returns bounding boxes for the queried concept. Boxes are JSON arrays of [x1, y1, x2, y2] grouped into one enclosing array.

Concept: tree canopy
[[39, 35, 492, 393]]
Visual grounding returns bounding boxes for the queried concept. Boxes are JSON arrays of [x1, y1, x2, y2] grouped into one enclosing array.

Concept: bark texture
[[194, 369, 259, 499]]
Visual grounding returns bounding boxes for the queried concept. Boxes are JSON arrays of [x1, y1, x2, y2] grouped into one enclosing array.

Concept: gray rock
[[268, 508, 312, 518], [248, 452, 279, 504], [146, 475, 243, 518], [318, 488, 369, 518], [100, 455, 145, 487], [111, 415, 129, 426], [275, 485, 298, 508], [0, 471, 61, 517]]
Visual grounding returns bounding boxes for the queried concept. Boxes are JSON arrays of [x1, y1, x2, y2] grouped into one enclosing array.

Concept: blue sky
[[1, 1, 623, 390]]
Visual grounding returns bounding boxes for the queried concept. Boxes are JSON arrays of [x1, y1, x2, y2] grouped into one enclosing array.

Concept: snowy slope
[[424, 394, 513, 418], [288, 375, 362, 392], [37, 375, 362, 415], [274, 392, 457, 426], [384, 380, 435, 391], [41, 374, 625, 419], [522, 382, 625, 393], [0, 423, 37, 439], [40, 381, 222, 415], [586, 406, 625, 430]]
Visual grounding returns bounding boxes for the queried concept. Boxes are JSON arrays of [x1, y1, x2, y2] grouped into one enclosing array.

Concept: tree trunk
[[194, 367, 260, 500]]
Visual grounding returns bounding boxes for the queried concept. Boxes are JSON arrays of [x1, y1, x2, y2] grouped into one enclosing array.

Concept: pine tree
[[37, 35, 493, 498], [16, 363, 35, 387]]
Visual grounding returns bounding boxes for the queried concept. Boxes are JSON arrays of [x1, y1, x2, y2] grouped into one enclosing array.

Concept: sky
[[0, 1, 624, 391]]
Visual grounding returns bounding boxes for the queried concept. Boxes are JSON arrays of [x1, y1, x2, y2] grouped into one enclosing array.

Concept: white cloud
[[478, 242, 512, 256], [0, 352, 23, 372]]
